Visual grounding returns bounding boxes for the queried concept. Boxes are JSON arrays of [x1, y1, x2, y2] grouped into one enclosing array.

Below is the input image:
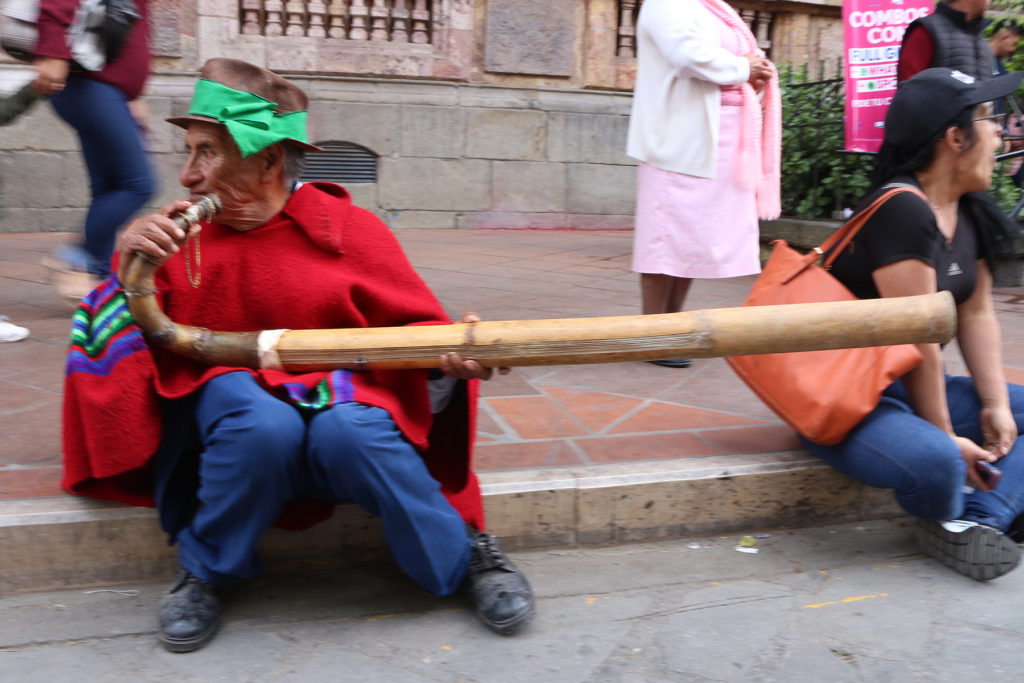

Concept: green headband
[[188, 79, 311, 157]]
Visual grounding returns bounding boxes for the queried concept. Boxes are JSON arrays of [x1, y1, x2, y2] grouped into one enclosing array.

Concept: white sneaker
[[0, 316, 29, 342]]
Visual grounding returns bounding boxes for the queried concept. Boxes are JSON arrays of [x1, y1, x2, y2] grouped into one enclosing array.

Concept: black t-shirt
[[828, 180, 984, 305]]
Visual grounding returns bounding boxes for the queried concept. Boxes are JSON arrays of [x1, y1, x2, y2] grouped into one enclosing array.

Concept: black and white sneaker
[[914, 519, 1021, 581]]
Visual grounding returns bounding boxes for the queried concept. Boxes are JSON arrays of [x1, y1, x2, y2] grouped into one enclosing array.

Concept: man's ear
[[258, 143, 286, 182]]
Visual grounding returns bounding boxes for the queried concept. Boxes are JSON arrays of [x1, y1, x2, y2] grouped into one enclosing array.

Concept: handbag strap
[[780, 184, 927, 284]]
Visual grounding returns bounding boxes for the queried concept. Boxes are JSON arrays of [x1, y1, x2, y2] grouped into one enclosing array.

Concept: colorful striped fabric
[[283, 370, 355, 411], [66, 277, 149, 377], [66, 276, 356, 411]]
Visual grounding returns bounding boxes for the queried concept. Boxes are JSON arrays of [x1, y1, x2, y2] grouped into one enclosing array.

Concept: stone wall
[[0, 69, 637, 233], [0, 0, 844, 233]]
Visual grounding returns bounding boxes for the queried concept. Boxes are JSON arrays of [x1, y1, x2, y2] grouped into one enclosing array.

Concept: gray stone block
[[569, 214, 635, 230], [142, 97, 181, 155], [371, 81, 460, 107], [1, 152, 77, 208], [457, 86, 542, 110], [378, 158, 490, 211], [457, 211, 574, 230], [491, 161, 566, 212], [145, 153, 188, 209], [759, 217, 838, 250], [567, 163, 637, 214], [304, 79, 381, 105], [465, 108, 547, 160], [484, 0, 575, 77], [384, 210, 458, 230], [537, 89, 634, 115], [344, 182, 378, 212], [0, 101, 77, 152], [0, 208, 86, 233], [308, 101, 400, 156], [547, 112, 633, 165], [399, 105, 466, 158], [150, 0, 184, 57]]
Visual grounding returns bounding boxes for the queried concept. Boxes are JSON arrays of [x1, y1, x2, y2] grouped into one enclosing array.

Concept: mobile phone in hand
[[975, 460, 1002, 491]]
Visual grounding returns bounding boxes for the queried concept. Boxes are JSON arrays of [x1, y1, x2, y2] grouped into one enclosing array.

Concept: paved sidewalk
[[3, 229, 1024, 501], [0, 229, 788, 501], [3, 518, 1023, 682], [6, 228, 1024, 597]]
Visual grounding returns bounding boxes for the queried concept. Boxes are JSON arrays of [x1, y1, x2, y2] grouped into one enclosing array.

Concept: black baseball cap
[[883, 68, 1023, 151]]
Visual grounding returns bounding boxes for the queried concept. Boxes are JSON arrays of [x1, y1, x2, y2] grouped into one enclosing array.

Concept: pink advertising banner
[[843, 0, 934, 152]]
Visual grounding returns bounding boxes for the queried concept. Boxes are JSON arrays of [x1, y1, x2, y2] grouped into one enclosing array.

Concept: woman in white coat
[[627, 0, 781, 368]]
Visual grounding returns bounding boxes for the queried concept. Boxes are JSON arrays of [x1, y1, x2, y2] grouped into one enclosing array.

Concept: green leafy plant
[[779, 64, 873, 219], [779, 60, 1024, 219]]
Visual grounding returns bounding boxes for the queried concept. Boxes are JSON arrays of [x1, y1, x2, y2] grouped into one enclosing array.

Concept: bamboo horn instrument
[[122, 195, 957, 372]]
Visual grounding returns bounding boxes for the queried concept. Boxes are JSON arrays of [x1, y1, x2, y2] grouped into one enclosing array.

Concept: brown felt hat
[[167, 58, 322, 153]]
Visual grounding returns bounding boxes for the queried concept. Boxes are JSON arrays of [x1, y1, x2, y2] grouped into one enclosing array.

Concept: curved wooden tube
[[121, 197, 955, 371], [122, 195, 261, 368]]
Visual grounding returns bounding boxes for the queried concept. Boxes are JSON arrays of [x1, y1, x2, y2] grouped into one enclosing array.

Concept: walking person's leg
[[49, 77, 156, 282]]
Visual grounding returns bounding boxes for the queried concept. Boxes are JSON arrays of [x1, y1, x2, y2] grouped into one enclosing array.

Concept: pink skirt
[[632, 104, 761, 279]]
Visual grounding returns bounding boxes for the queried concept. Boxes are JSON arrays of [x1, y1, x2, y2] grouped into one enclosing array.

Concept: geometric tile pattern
[[3, 230, 1022, 500]]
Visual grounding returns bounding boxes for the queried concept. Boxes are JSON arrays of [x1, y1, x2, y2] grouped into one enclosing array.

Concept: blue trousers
[[801, 377, 1024, 530], [166, 372, 471, 594], [51, 77, 156, 278]]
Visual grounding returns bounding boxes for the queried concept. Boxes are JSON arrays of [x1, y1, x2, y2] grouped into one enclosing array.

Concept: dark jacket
[[904, 2, 995, 81]]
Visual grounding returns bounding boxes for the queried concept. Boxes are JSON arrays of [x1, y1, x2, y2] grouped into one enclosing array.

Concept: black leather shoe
[[157, 567, 221, 652], [466, 528, 535, 634]]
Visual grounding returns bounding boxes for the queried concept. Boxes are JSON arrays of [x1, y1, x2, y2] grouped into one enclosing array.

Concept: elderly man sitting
[[62, 58, 534, 652]]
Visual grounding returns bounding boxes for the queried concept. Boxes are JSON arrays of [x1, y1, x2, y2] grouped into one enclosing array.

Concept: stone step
[[0, 452, 900, 594]]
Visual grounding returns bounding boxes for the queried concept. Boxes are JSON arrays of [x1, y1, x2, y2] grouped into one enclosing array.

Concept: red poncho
[[62, 182, 484, 530]]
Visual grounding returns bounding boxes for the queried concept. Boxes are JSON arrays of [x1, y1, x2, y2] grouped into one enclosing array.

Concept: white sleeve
[[641, 0, 750, 86]]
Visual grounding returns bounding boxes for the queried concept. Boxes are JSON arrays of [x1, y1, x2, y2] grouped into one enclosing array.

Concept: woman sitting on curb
[[805, 68, 1024, 581]]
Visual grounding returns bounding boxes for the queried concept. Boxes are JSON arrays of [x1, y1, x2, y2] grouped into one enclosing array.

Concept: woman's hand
[[954, 435, 1000, 490], [437, 313, 511, 381], [32, 56, 70, 95], [980, 404, 1018, 458], [744, 53, 772, 91]]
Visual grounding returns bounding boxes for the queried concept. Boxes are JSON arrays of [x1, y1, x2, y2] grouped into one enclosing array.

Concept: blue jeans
[[51, 77, 156, 278], [163, 372, 472, 594], [801, 376, 1024, 530]]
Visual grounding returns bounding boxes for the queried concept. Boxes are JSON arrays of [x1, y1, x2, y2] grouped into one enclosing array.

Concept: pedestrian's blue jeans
[[801, 376, 1024, 530], [51, 77, 156, 278], [164, 372, 472, 594]]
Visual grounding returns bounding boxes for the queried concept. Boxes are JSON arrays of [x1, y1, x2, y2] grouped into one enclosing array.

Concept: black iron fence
[[779, 62, 873, 219]]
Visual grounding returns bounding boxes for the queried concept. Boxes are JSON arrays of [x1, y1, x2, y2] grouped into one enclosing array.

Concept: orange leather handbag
[[726, 186, 927, 445]]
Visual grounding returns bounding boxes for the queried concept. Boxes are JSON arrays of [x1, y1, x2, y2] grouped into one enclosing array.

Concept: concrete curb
[[0, 452, 901, 594]]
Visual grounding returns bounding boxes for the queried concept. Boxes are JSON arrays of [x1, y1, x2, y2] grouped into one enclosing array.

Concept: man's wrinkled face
[[179, 121, 265, 230]]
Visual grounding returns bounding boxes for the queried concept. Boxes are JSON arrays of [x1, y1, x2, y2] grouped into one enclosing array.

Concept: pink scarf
[[699, 0, 781, 220]]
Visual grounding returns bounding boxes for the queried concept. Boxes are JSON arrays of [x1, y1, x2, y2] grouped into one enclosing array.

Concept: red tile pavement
[[3, 230, 1024, 503]]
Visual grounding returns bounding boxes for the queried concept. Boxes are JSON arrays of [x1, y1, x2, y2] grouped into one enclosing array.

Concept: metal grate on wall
[[300, 141, 378, 184]]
